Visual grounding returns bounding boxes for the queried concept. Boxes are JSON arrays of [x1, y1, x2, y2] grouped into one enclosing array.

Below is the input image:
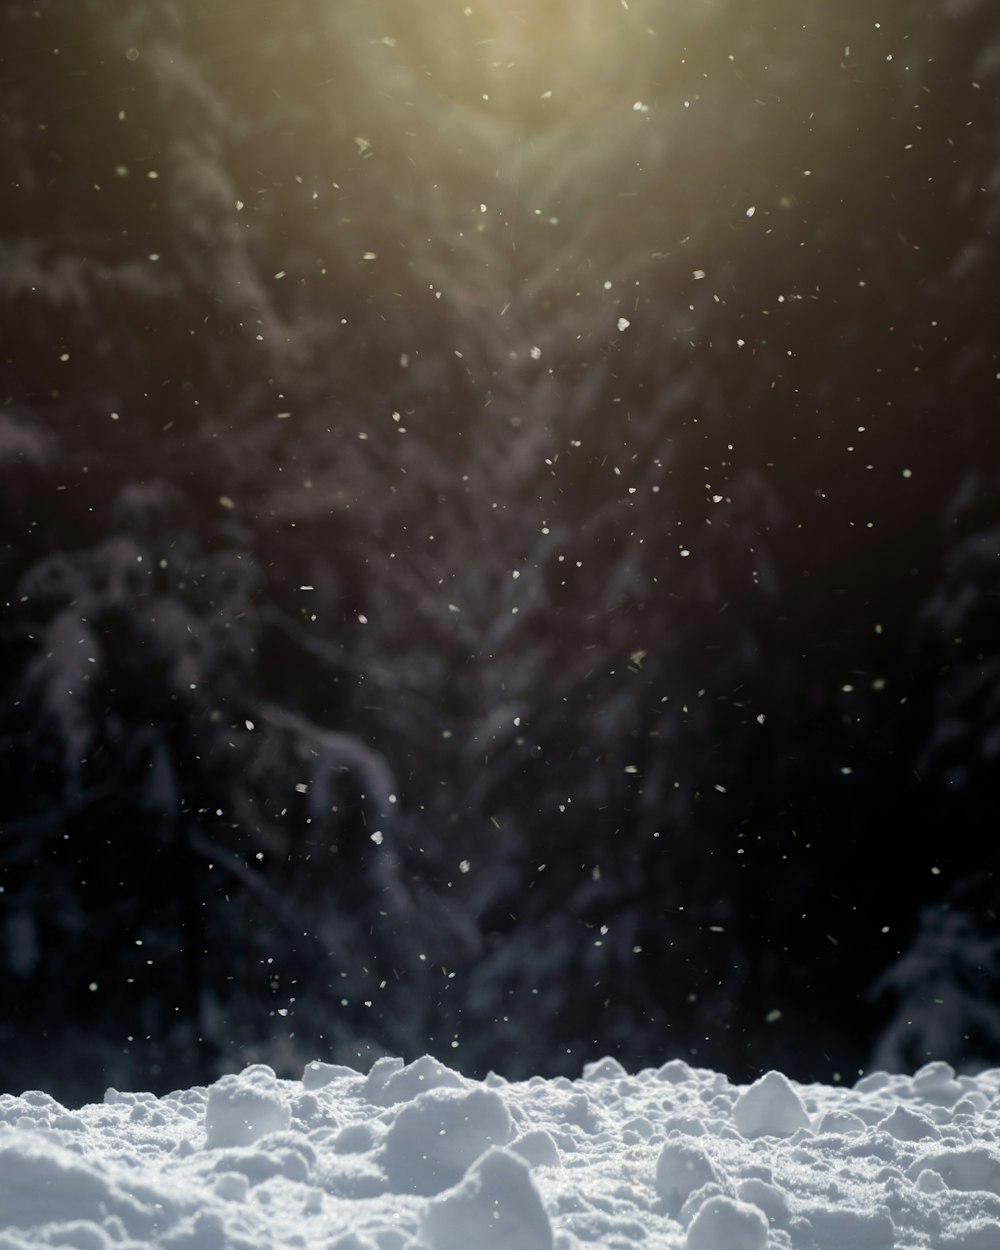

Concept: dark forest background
[[2, 0, 1000, 1106]]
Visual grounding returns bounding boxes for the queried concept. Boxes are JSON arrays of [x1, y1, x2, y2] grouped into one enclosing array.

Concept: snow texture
[[2, 1056, 1000, 1248]]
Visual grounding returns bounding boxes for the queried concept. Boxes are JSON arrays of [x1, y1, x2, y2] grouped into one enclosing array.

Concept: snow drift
[[2, 1054, 1000, 1248]]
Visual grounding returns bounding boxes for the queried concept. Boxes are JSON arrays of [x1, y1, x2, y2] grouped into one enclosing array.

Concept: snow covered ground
[[2, 1054, 1000, 1249]]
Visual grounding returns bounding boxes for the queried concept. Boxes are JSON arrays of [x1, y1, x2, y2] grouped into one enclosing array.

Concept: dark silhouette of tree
[[3, 0, 1000, 1099]]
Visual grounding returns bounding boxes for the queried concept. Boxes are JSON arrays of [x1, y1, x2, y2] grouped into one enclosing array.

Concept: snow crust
[[2, 1055, 1000, 1248]]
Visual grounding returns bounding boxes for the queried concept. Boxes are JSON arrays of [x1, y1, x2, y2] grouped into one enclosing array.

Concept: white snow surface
[[2, 1054, 1000, 1249]]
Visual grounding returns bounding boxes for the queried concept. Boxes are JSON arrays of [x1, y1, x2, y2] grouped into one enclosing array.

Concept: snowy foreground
[[2, 1056, 1000, 1249]]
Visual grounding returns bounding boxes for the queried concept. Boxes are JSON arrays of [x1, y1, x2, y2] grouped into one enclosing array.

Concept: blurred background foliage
[[2, 0, 1000, 1103]]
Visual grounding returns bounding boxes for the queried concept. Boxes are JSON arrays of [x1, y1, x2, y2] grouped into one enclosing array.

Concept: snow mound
[[365, 1054, 468, 1108], [204, 1063, 291, 1147], [685, 1195, 768, 1250], [380, 1085, 513, 1195], [732, 1069, 810, 1138], [2, 1055, 1000, 1248], [421, 1146, 552, 1250], [654, 1139, 723, 1213]]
